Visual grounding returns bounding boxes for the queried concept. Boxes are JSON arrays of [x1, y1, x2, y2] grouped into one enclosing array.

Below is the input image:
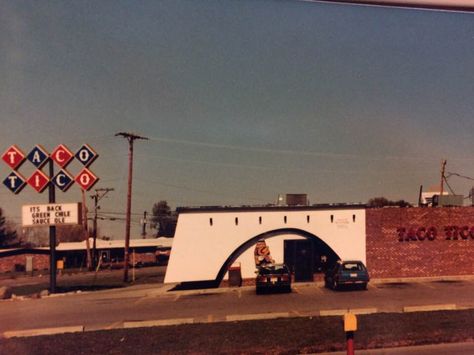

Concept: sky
[[1, 0, 473, 239]]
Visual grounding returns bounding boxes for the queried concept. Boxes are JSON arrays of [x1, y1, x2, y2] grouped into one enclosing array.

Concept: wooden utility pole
[[48, 160, 57, 293], [141, 211, 148, 238], [440, 159, 447, 198], [81, 190, 92, 270], [90, 187, 114, 267], [115, 132, 148, 282]]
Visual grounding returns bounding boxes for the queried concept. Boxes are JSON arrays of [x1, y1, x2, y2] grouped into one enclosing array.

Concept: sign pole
[[48, 160, 57, 293]]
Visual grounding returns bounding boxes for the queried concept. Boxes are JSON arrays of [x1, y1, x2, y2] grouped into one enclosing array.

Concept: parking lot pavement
[[2, 272, 474, 336]]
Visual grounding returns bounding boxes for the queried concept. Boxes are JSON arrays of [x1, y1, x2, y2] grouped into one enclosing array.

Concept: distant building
[[0, 238, 172, 273]]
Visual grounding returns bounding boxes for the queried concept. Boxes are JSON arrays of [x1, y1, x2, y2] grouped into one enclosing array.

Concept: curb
[[3, 325, 84, 339], [123, 318, 195, 328], [319, 308, 378, 316], [226, 312, 290, 322], [403, 304, 456, 312]]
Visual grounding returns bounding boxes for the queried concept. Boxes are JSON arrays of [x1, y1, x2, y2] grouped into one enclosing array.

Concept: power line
[[147, 136, 474, 163]]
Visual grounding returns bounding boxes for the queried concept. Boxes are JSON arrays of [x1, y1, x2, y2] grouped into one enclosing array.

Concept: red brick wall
[[366, 207, 474, 278], [134, 252, 156, 264], [0, 254, 49, 273]]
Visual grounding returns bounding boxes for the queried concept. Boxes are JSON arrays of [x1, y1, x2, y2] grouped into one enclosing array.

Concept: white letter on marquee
[[7, 151, 17, 164], [56, 174, 66, 187], [56, 150, 65, 163], [80, 174, 90, 186], [79, 149, 90, 162], [7, 175, 18, 187], [32, 151, 41, 163]]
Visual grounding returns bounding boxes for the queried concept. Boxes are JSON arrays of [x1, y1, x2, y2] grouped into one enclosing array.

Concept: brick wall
[[0, 254, 49, 273], [134, 252, 157, 264], [366, 207, 474, 278]]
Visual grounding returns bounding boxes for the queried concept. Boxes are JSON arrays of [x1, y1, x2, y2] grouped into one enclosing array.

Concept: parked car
[[324, 260, 370, 290], [256, 263, 291, 294]]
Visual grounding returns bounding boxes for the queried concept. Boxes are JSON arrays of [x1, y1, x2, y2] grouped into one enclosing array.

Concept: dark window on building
[[353, 214, 356, 222], [235, 217, 239, 226], [284, 216, 287, 224], [210, 218, 213, 226], [259, 216, 262, 224], [307, 215, 310, 223], [330, 215, 334, 223]]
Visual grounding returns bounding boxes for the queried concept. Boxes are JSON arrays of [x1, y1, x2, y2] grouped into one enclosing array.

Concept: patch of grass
[[2, 310, 474, 354]]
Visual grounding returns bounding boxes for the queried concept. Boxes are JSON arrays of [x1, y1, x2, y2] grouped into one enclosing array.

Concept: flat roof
[[177, 203, 367, 214]]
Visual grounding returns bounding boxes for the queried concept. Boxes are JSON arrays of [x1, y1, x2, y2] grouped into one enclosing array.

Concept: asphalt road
[[1, 273, 474, 334]]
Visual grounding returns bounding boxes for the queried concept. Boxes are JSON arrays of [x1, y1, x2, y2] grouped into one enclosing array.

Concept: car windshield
[[259, 264, 288, 275], [342, 263, 364, 271]]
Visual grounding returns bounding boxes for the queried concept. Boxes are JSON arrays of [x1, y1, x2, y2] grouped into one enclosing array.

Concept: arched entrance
[[216, 228, 340, 286]]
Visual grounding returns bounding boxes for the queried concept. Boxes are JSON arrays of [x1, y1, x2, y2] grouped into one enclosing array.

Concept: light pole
[[115, 132, 148, 282]]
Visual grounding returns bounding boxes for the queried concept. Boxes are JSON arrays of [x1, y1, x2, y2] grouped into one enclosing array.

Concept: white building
[[164, 205, 366, 287]]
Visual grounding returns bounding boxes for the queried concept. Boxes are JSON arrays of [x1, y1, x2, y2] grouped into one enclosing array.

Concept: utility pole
[[90, 188, 114, 267], [115, 132, 148, 282], [440, 159, 447, 198], [48, 160, 57, 293], [81, 190, 92, 270], [141, 211, 147, 238]]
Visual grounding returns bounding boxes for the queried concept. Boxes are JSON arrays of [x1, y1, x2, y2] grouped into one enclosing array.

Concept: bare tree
[[0, 208, 19, 248]]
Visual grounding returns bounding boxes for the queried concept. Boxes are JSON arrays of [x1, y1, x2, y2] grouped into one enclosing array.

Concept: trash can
[[228, 262, 242, 287]]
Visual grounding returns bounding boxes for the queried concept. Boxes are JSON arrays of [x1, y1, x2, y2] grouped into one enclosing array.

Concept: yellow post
[[56, 259, 64, 276], [343, 311, 357, 355], [343, 312, 357, 332]]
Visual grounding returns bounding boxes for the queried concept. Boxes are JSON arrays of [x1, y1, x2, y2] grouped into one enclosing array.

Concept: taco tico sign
[[22, 203, 82, 227], [2, 144, 99, 194]]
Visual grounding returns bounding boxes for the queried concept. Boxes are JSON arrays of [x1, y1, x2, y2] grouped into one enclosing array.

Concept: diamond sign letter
[[75, 168, 99, 191], [53, 169, 74, 192], [27, 145, 49, 169], [3, 171, 27, 194], [2, 145, 26, 170], [75, 144, 98, 167], [27, 170, 50, 193], [51, 144, 74, 168]]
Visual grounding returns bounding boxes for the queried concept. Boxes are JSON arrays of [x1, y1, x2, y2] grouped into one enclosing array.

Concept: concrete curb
[[3, 325, 84, 338], [319, 308, 378, 316], [403, 304, 456, 312], [123, 318, 195, 328], [226, 312, 290, 322]]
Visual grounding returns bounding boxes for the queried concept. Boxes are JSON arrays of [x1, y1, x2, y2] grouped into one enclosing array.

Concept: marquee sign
[[22, 203, 82, 227], [2, 144, 99, 193]]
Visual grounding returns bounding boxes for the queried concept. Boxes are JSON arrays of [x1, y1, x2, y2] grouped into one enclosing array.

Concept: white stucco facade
[[164, 206, 366, 284]]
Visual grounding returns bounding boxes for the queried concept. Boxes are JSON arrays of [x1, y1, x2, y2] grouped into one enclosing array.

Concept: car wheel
[[361, 283, 368, 290]]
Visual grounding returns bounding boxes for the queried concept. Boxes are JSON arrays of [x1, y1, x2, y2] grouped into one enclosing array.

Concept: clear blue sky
[[1, 0, 473, 239]]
